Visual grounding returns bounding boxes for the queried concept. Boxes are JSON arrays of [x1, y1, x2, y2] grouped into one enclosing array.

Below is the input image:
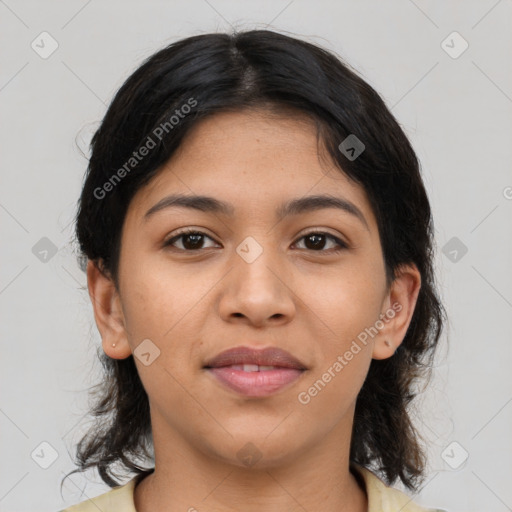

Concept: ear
[[372, 263, 422, 360], [86, 260, 132, 359]]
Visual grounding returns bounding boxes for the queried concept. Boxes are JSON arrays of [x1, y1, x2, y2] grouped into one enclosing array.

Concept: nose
[[217, 245, 296, 328]]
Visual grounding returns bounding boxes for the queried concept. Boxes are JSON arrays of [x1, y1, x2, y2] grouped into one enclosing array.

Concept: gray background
[[1, 1, 511, 511]]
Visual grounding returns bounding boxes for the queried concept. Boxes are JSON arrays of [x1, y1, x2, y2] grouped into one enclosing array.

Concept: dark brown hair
[[64, 29, 446, 493]]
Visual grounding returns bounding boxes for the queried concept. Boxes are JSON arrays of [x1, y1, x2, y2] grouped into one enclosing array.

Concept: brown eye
[[164, 230, 219, 251], [294, 232, 347, 252]]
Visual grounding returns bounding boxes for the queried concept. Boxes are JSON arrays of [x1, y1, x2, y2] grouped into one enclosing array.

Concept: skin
[[87, 109, 421, 512]]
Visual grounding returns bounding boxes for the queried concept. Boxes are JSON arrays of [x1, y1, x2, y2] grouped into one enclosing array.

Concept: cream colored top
[[59, 463, 446, 512]]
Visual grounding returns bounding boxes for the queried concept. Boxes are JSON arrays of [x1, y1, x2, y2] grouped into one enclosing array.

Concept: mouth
[[203, 346, 308, 398]]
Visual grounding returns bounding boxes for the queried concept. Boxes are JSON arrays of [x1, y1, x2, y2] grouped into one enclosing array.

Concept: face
[[89, 109, 420, 469]]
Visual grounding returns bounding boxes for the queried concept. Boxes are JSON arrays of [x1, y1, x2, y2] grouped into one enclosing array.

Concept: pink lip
[[203, 346, 307, 370], [207, 367, 304, 397], [203, 346, 308, 398]]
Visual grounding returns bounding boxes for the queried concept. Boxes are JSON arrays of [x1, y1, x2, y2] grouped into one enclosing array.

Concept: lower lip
[[206, 367, 304, 397]]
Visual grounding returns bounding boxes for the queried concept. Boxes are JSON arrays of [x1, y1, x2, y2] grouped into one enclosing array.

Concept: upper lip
[[204, 346, 307, 370]]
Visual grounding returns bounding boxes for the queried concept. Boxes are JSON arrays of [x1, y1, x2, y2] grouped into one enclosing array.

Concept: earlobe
[[372, 263, 421, 360], [86, 260, 132, 359]]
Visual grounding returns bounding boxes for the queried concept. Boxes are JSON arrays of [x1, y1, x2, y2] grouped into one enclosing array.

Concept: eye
[[163, 229, 348, 253], [163, 229, 219, 251], [293, 231, 348, 253]]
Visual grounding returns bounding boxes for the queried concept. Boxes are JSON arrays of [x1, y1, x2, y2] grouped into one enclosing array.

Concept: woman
[[60, 29, 447, 512]]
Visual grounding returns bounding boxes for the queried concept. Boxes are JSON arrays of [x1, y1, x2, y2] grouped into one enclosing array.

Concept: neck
[[134, 414, 367, 512]]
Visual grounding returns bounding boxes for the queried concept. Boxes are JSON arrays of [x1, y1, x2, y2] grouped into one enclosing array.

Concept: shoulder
[[58, 467, 447, 512], [350, 463, 447, 512], [58, 476, 140, 512]]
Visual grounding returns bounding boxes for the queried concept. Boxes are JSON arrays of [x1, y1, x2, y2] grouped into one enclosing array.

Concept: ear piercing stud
[[112, 343, 116, 347], [384, 340, 391, 348]]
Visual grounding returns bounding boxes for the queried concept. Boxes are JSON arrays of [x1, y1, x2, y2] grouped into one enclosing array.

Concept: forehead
[[126, 109, 376, 230]]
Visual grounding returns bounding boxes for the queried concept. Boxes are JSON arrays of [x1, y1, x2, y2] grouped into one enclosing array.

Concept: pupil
[[184, 234, 203, 249], [306, 234, 324, 250], [181, 234, 327, 250]]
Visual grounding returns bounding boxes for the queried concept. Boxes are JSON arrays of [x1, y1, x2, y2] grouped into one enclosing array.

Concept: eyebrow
[[144, 193, 369, 230]]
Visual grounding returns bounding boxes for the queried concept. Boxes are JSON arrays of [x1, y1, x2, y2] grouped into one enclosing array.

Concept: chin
[[212, 434, 309, 471]]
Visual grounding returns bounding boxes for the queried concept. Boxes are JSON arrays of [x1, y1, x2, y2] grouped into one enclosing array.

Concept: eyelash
[[163, 228, 348, 254]]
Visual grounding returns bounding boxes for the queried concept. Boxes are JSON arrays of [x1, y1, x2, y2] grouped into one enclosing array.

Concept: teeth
[[225, 364, 279, 372], [243, 364, 260, 372]]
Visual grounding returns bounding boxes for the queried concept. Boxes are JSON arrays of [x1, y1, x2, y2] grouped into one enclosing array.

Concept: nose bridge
[[219, 234, 295, 324], [234, 234, 286, 295]]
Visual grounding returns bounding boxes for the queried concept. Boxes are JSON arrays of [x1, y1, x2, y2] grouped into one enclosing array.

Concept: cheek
[[296, 260, 384, 411], [296, 261, 385, 345], [295, 339, 372, 438], [119, 256, 213, 397], [120, 264, 202, 403], [120, 255, 205, 341], [296, 276, 378, 413]]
